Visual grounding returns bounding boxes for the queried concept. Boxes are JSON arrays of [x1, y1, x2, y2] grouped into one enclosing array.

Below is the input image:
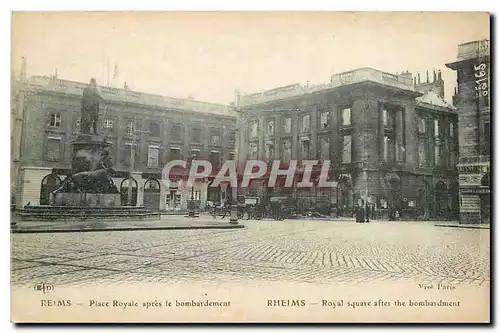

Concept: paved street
[[11, 219, 490, 288]]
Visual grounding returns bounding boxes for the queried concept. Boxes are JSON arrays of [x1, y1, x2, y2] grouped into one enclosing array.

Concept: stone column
[[395, 109, 404, 162], [238, 112, 248, 172], [310, 107, 318, 159], [403, 103, 417, 168], [183, 124, 189, 161], [202, 126, 209, 160], [159, 182, 167, 211], [259, 116, 265, 160], [291, 112, 299, 160], [354, 170, 369, 206], [132, 171, 143, 207], [330, 105, 339, 166], [378, 104, 385, 163]]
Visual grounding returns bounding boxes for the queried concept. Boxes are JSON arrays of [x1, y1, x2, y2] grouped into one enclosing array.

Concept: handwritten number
[[475, 70, 486, 78], [474, 63, 486, 71], [477, 91, 488, 98]]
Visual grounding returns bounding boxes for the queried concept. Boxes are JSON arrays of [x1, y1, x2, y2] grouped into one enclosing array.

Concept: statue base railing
[[52, 193, 121, 207]]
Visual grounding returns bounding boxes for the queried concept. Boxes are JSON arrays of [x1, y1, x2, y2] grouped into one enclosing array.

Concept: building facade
[[237, 67, 458, 219], [11, 74, 237, 212], [446, 39, 491, 223]]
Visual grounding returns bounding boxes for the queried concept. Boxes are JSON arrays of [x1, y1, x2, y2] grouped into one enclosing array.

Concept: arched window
[[435, 181, 447, 192], [144, 179, 160, 191], [143, 179, 161, 210], [40, 174, 61, 205], [435, 181, 450, 219], [120, 177, 138, 206]]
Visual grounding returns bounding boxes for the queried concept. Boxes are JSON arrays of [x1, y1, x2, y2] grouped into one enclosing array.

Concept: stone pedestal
[[53, 193, 121, 207], [50, 133, 120, 206], [459, 193, 481, 224], [72, 134, 111, 173]]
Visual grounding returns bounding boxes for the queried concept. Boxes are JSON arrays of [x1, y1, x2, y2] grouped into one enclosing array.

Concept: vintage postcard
[[10, 11, 490, 323]]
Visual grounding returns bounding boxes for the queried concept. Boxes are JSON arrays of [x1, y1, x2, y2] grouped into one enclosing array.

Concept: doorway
[[120, 177, 138, 206], [40, 174, 61, 205], [143, 179, 160, 211]]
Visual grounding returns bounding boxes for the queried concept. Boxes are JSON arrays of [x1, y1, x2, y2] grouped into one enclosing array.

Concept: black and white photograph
[[9, 11, 490, 323]]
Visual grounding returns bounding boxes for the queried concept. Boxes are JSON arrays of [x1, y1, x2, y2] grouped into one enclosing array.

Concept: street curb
[[434, 224, 490, 230], [11, 224, 246, 234]]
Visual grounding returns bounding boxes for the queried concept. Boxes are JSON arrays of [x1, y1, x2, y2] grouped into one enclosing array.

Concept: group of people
[[354, 203, 371, 223]]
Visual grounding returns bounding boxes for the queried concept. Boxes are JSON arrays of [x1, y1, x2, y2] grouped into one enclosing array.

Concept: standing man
[[81, 78, 104, 135], [365, 202, 370, 222], [359, 200, 365, 223], [355, 204, 360, 222]]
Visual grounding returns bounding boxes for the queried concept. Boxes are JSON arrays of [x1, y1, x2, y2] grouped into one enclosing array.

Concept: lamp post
[[127, 118, 149, 206], [229, 107, 241, 225], [188, 153, 197, 217], [127, 140, 135, 206]]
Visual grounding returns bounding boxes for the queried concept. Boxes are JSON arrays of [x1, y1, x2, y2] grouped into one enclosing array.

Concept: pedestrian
[[359, 200, 365, 223], [388, 206, 394, 221], [220, 201, 227, 219], [355, 204, 360, 222], [365, 203, 370, 222]]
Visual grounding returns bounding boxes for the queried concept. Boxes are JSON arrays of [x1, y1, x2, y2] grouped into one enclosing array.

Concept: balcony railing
[[456, 39, 490, 62], [240, 67, 417, 107], [459, 155, 490, 165]]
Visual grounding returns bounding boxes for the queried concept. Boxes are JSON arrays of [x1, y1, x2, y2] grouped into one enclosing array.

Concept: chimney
[[413, 76, 417, 86], [234, 90, 241, 107], [438, 69, 442, 81], [433, 69, 437, 83], [417, 73, 421, 84], [426, 70, 429, 83], [20, 56, 27, 82]]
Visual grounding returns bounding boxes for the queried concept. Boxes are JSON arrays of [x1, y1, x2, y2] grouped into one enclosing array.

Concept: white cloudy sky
[[12, 12, 489, 104]]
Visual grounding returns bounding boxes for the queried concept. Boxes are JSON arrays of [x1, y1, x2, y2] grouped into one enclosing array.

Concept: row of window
[[45, 137, 233, 169], [249, 107, 352, 138], [146, 147, 232, 169], [44, 135, 458, 169], [418, 117, 455, 138], [246, 135, 353, 164], [249, 106, 406, 139], [245, 134, 412, 166], [418, 140, 457, 169], [48, 112, 234, 146]]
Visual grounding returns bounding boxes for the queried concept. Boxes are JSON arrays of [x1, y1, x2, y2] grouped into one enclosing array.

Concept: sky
[[12, 12, 490, 105]]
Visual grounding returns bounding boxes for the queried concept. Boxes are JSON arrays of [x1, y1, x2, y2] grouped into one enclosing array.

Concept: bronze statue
[[52, 148, 118, 195], [81, 78, 104, 135], [50, 78, 118, 199]]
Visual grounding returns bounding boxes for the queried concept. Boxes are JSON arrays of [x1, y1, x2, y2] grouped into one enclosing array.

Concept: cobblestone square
[[11, 220, 490, 288]]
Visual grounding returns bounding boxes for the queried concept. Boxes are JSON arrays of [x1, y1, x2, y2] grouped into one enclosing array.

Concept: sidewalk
[[434, 222, 490, 229], [11, 215, 245, 234]]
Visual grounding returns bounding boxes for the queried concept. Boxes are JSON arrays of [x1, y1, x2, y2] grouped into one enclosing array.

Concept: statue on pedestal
[[81, 78, 104, 135], [51, 78, 118, 200]]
